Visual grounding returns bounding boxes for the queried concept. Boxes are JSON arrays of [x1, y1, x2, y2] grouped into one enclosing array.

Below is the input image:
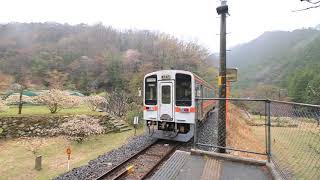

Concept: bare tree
[[107, 90, 128, 117], [20, 137, 45, 157], [9, 83, 26, 114], [293, 0, 320, 12]]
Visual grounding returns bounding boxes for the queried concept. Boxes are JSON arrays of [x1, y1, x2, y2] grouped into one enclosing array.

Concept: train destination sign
[[161, 74, 171, 80], [226, 68, 238, 82], [146, 78, 156, 82]]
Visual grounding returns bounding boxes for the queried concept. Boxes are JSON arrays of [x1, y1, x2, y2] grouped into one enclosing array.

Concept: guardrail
[[194, 98, 320, 180]]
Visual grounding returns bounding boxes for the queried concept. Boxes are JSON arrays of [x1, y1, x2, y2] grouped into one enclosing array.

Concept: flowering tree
[[35, 89, 82, 113], [84, 95, 107, 111], [5, 94, 34, 105], [57, 115, 104, 143]]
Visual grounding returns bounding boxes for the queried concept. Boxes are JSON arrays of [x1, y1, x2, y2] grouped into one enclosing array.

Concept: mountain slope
[[0, 23, 217, 94], [228, 28, 320, 104]]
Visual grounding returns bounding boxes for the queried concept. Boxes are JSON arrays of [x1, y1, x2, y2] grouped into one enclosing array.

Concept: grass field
[[270, 125, 320, 179], [0, 105, 101, 117], [249, 114, 320, 179], [229, 105, 319, 179], [0, 128, 144, 180]]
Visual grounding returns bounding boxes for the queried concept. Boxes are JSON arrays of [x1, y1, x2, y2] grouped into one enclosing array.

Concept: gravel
[[54, 134, 156, 180], [54, 110, 218, 180], [197, 109, 218, 151]]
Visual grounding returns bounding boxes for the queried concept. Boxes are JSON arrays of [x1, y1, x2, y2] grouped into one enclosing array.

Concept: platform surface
[[151, 150, 272, 180]]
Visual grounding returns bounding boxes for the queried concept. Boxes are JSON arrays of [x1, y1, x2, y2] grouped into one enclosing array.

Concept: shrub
[[57, 115, 104, 143], [84, 95, 107, 111], [125, 102, 143, 127], [35, 89, 82, 113], [5, 94, 34, 105], [19, 137, 45, 157]]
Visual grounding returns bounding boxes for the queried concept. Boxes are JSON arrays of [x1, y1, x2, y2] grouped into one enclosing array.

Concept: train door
[[159, 82, 174, 121]]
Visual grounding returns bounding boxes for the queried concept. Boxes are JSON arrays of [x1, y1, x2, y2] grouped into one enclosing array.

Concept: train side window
[[176, 73, 192, 106], [145, 75, 157, 105], [196, 85, 201, 97], [204, 87, 207, 98]]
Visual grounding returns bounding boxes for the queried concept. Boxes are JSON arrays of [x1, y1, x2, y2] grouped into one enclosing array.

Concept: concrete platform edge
[[266, 162, 284, 180], [190, 149, 266, 166]]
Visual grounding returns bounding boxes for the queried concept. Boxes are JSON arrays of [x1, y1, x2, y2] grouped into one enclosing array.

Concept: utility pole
[[216, 0, 228, 153]]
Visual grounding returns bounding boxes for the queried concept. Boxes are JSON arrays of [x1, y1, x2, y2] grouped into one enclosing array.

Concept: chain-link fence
[[195, 98, 268, 160], [194, 98, 320, 180], [269, 100, 320, 180]]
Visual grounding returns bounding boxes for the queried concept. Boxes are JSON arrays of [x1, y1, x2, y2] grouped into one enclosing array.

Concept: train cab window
[[176, 73, 192, 106], [145, 75, 157, 105], [161, 85, 171, 104]]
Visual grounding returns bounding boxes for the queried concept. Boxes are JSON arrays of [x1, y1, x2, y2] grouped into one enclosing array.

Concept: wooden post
[[35, 155, 42, 170], [18, 90, 23, 114]]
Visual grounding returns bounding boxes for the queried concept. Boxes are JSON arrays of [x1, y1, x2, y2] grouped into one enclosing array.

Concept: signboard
[[217, 76, 222, 86], [66, 146, 72, 170], [146, 78, 156, 82], [66, 147, 71, 159], [226, 68, 238, 82], [133, 116, 139, 125]]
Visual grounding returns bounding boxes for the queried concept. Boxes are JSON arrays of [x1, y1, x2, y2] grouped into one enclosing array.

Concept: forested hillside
[[228, 27, 320, 104], [0, 23, 217, 95]]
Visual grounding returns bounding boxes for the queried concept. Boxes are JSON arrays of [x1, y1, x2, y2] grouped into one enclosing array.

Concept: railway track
[[95, 140, 178, 180]]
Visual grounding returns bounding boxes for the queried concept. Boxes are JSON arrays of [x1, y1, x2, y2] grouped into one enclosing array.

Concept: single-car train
[[143, 70, 216, 142]]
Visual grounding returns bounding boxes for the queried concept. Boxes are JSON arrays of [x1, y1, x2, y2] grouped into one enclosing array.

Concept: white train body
[[143, 70, 216, 142]]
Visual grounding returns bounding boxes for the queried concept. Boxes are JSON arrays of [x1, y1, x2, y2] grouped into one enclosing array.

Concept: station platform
[[151, 149, 273, 180]]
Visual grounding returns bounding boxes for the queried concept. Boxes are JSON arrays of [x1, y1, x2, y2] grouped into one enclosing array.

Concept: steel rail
[[95, 140, 159, 180], [112, 168, 129, 180], [140, 144, 178, 179]]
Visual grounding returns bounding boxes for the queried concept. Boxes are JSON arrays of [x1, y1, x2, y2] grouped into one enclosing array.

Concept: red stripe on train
[[202, 100, 216, 109]]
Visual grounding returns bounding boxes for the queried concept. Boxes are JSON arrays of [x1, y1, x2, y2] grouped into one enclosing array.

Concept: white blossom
[[84, 95, 107, 111], [34, 89, 82, 113]]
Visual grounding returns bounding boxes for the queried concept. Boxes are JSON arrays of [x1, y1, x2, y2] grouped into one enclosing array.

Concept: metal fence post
[[267, 100, 271, 163], [264, 101, 268, 158], [194, 119, 197, 148]]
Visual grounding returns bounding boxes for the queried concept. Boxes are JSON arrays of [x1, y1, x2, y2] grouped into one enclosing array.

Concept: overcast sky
[[1, 0, 319, 52]]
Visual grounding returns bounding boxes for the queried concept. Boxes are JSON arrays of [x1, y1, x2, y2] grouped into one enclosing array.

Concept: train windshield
[[176, 73, 192, 106], [145, 75, 157, 105]]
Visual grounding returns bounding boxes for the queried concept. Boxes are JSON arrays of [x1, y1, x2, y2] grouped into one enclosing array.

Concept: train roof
[[144, 70, 214, 89]]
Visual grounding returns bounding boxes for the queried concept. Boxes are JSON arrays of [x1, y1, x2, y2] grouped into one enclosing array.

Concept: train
[[143, 70, 216, 142]]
